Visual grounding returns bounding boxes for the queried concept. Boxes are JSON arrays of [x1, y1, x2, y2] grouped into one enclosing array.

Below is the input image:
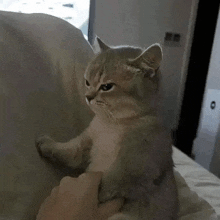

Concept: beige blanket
[[0, 11, 94, 219]]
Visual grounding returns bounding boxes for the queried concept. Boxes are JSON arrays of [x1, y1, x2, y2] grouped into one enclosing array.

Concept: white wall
[[92, 0, 199, 129]]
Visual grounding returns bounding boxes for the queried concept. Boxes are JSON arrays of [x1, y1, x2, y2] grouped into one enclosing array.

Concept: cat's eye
[[85, 80, 90, 86], [100, 83, 114, 91]]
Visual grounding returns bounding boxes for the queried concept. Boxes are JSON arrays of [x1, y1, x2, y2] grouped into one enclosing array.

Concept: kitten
[[36, 37, 179, 220]]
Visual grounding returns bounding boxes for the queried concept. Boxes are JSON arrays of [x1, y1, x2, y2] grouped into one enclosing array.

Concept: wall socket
[[164, 32, 181, 47]]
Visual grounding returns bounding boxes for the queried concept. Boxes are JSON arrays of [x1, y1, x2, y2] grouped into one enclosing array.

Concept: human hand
[[36, 172, 124, 220]]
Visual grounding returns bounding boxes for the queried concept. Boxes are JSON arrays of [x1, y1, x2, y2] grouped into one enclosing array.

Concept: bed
[[173, 147, 220, 219], [0, 11, 220, 220]]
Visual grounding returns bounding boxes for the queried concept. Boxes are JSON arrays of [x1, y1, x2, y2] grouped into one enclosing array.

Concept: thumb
[[97, 198, 124, 220]]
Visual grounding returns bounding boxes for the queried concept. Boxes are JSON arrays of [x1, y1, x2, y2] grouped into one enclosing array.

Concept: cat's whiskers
[[95, 100, 110, 115], [96, 100, 119, 125], [100, 103, 113, 121], [100, 101, 118, 123], [105, 109, 113, 120]]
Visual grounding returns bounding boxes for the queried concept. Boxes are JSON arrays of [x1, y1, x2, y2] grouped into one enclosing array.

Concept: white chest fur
[[86, 117, 124, 172]]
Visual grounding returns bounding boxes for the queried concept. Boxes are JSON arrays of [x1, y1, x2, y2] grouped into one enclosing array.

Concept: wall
[[92, 0, 199, 129]]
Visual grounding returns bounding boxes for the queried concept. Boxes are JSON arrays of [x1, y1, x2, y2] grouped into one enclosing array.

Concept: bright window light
[[0, 0, 90, 39]]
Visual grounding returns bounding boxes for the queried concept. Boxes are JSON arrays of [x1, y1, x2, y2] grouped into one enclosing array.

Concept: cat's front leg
[[36, 130, 92, 169]]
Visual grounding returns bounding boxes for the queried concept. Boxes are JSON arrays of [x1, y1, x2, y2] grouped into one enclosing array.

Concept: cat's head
[[84, 37, 163, 121]]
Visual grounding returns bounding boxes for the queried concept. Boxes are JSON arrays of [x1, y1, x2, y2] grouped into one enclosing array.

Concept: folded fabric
[[173, 147, 220, 219], [174, 169, 217, 220]]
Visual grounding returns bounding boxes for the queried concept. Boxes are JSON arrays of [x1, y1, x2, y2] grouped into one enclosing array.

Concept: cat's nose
[[86, 95, 94, 103]]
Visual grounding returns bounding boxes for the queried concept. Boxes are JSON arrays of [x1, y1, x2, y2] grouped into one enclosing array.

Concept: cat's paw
[[99, 176, 121, 203], [35, 135, 56, 160], [99, 188, 118, 203]]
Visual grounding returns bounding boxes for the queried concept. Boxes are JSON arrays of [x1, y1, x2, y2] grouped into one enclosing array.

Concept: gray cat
[[36, 38, 179, 220]]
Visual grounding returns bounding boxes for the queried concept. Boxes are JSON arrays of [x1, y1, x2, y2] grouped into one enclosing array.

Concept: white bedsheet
[[173, 147, 220, 219]]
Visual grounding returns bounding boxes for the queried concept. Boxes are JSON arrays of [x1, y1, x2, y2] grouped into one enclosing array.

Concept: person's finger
[[77, 172, 103, 195], [36, 196, 56, 220], [50, 186, 59, 197], [58, 176, 78, 195], [58, 172, 103, 198], [78, 171, 103, 184], [59, 172, 103, 188], [98, 198, 124, 219], [59, 176, 75, 187], [79, 172, 103, 201]]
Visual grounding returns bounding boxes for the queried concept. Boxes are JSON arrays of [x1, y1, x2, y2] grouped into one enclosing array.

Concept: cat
[[36, 37, 179, 220]]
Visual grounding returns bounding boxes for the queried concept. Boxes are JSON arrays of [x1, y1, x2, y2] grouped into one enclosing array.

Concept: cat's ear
[[96, 37, 110, 51], [129, 44, 162, 70]]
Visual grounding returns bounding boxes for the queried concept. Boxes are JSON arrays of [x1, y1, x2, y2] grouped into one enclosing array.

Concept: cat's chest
[[86, 118, 124, 172]]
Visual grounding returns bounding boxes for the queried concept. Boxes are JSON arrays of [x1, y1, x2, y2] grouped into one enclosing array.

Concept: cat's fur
[[36, 38, 179, 220]]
